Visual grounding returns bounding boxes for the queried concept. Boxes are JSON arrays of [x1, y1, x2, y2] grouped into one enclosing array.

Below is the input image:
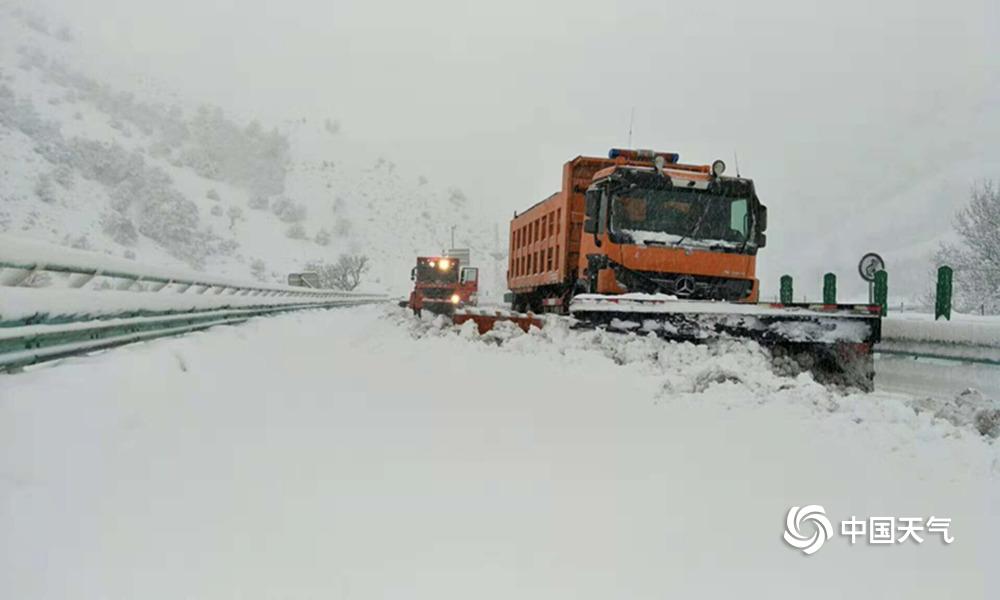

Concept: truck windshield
[[609, 188, 752, 248], [416, 260, 459, 284]]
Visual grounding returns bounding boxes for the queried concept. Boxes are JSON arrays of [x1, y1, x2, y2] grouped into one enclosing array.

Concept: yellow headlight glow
[[450, 294, 461, 304]]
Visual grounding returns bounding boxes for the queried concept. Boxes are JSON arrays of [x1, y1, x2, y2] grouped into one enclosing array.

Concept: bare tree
[[934, 181, 1000, 314], [306, 255, 370, 291]]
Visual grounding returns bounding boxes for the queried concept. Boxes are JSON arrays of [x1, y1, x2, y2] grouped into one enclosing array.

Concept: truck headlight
[[439, 259, 451, 270], [450, 294, 461, 304]]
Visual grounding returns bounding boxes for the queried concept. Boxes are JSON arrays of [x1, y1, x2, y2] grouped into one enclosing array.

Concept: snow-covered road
[[2, 305, 998, 599]]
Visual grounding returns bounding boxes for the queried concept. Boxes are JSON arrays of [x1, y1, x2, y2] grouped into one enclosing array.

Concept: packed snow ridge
[[394, 307, 1000, 439]]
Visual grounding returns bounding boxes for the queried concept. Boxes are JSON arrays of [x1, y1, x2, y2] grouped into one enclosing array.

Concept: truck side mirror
[[460, 267, 478, 284], [758, 205, 767, 232], [410, 267, 416, 281], [583, 189, 600, 234], [756, 233, 767, 248]]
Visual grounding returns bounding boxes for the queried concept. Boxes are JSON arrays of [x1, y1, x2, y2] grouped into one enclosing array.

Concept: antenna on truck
[[734, 150, 741, 177], [627, 107, 635, 148]]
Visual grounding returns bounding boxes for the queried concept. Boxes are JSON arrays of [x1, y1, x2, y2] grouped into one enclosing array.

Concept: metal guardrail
[[0, 235, 388, 371], [875, 318, 1000, 366]]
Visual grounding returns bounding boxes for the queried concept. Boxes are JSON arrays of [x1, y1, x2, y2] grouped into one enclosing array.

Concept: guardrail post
[[822, 273, 836, 304], [934, 266, 952, 321], [874, 270, 888, 315], [779, 275, 793, 304]]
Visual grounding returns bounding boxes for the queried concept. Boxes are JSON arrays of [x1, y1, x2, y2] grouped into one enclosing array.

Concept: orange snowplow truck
[[507, 149, 767, 312], [407, 256, 479, 316]]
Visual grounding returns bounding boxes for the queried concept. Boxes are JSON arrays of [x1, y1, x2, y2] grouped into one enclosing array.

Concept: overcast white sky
[[29, 0, 1000, 297]]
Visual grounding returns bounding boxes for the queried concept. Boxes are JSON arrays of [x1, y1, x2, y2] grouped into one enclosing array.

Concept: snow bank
[[400, 307, 999, 437], [883, 315, 1000, 348]]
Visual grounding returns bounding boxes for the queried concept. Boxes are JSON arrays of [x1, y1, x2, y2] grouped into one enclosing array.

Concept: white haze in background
[[30, 0, 1000, 300]]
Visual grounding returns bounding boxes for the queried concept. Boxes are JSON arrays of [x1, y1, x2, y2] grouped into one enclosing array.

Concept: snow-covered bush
[[250, 258, 267, 281], [206, 188, 221, 201], [248, 194, 269, 210], [56, 26, 74, 42], [314, 228, 331, 246], [271, 197, 307, 222], [333, 216, 352, 236], [305, 255, 370, 290], [181, 105, 290, 196], [52, 164, 74, 188], [101, 210, 139, 246], [286, 223, 307, 239], [226, 205, 243, 230], [210, 204, 223, 217], [933, 181, 1000, 314], [34, 173, 56, 203]]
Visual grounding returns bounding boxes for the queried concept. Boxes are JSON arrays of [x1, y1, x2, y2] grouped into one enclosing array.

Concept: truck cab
[[407, 256, 479, 316], [581, 151, 768, 301]]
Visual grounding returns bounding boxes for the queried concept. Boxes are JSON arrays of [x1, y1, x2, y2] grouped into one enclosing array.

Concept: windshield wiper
[[672, 207, 710, 248], [642, 239, 667, 246]]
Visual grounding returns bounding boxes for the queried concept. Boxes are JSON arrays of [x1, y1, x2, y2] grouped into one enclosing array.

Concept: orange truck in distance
[[405, 255, 479, 316], [506, 149, 767, 313]]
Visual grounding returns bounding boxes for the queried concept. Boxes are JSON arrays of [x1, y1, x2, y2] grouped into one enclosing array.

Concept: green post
[[874, 270, 888, 315], [935, 266, 952, 321], [822, 273, 836, 305], [780, 275, 793, 305]]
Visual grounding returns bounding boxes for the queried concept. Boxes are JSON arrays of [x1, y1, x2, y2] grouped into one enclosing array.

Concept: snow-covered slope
[[0, 4, 503, 296]]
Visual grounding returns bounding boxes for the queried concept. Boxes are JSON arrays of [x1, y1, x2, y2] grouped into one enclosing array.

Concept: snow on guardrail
[[0, 235, 388, 370], [878, 313, 1000, 364], [0, 234, 371, 297]]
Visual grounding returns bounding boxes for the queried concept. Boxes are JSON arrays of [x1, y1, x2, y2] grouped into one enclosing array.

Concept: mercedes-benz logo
[[674, 275, 696, 296]]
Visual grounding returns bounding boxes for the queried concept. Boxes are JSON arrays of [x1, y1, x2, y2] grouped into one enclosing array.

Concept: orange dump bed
[[507, 157, 611, 292]]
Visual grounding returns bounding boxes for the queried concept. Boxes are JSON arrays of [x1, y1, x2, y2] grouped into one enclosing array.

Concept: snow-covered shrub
[[334, 216, 352, 236], [24, 13, 49, 35], [210, 204, 223, 217], [933, 181, 1000, 314], [16, 46, 47, 71], [64, 234, 91, 250], [271, 197, 306, 222], [67, 139, 144, 187], [448, 188, 468, 206], [226, 205, 243, 230], [305, 255, 370, 290], [180, 105, 289, 196], [206, 188, 221, 201], [34, 173, 56, 203], [286, 223, 307, 240], [314, 228, 331, 246], [250, 258, 267, 281], [52, 164, 74, 188], [248, 194, 269, 210]]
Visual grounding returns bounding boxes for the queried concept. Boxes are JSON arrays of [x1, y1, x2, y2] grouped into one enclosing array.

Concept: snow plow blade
[[453, 308, 543, 334], [570, 294, 883, 391]]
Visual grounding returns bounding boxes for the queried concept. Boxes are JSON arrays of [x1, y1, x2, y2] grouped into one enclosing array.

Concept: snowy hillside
[[0, 4, 503, 295]]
